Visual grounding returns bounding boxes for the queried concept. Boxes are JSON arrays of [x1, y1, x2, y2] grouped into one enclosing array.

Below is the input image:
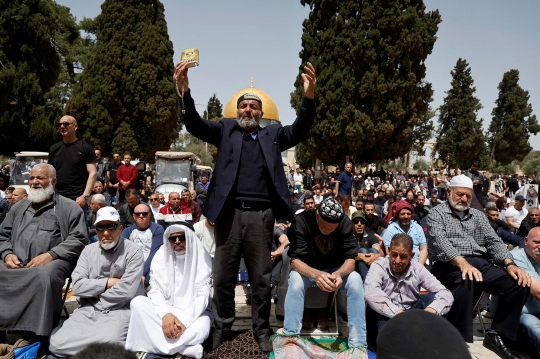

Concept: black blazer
[[183, 90, 316, 222]]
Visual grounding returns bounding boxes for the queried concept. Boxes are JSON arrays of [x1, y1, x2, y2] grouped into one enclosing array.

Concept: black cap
[[515, 195, 526, 201], [471, 160, 480, 167]]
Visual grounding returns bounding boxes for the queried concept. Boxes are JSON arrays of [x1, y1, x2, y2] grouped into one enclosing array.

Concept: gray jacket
[[0, 193, 87, 261]]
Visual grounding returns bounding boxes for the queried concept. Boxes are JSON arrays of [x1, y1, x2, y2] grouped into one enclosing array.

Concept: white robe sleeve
[[175, 291, 210, 328]]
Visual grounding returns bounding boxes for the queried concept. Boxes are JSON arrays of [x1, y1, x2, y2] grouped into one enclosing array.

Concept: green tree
[[171, 132, 214, 168], [488, 69, 539, 165], [291, 0, 441, 164], [0, 0, 77, 153], [202, 93, 223, 121], [66, 0, 179, 161], [412, 158, 429, 173], [295, 141, 313, 169], [433, 59, 487, 170]]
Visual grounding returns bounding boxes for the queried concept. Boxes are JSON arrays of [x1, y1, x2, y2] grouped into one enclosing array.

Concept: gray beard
[[100, 239, 119, 251], [28, 183, 55, 204], [236, 113, 259, 131], [448, 196, 470, 211]]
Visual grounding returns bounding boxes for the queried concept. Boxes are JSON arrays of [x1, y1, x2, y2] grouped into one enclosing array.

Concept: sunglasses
[[168, 235, 186, 242], [96, 223, 120, 232], [134, 212, 149, 217], [56, 122, 74, 128], [352, 220, 366, 225], [149, 198, 159, 201]]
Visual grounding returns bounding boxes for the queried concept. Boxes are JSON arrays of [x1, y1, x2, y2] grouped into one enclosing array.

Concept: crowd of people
[[0, 60, 539, 359]]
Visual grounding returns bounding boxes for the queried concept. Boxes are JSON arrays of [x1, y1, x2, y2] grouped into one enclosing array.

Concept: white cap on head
[[448, 174, 473, 189], [94, 206, 120, 225]]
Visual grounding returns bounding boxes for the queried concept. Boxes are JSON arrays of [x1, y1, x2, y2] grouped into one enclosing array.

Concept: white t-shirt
[[504, 206, 528, 226], [128, 228, 153, 261], [194, 220, 215, 258]]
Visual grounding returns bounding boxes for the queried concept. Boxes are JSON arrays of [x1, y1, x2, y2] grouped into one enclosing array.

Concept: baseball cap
[[94, 206, 120, 225]]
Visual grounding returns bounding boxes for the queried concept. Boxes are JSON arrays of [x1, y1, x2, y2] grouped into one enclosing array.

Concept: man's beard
[[399, 220, 410, 227], [28, 183, 55, 203], [236, 112, 260, 131], [448, 195, 470, 211], [100, 238, 119, 250], [175, 249, 186, 255]]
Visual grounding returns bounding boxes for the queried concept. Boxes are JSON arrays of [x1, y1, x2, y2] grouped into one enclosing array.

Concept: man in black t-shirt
[[283, 197, 367, 349], [48, 116, 97, 206], [106, 153, 122, 199], [351, 210, 383, 281], [364, 202, 388, 234]]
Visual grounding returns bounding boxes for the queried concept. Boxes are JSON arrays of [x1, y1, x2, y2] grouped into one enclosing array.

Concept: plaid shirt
[[426, 202, 510, 264]]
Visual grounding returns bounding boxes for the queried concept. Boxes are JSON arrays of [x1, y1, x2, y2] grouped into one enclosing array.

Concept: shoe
[[211, 331, 224, 351], [483, 330, 521, 359], [256, 336, 273, 352], [317, 311, 329, 331], [481, 309, 492, 319], [302, 310, 315, 331]]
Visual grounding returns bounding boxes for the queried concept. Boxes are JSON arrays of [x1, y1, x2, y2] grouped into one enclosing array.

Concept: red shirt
[[116, 164, 138, 190]]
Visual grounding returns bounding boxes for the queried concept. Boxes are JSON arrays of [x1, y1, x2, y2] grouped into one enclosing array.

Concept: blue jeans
[[376, 292, 437, 330], [520, 312, 540, 350], [355, 248, 379, 281], [283, 268, 367, 348], [438, 187, 446, 200]]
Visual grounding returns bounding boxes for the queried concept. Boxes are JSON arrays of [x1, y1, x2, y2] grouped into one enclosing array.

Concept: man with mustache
[[428, 174, 531, 359], [173, 60, 316, 352], [0, 164, 87, 345]]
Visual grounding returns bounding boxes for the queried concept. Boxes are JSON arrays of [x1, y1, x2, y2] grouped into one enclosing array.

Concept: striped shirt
[[426, 202, 510, 264]]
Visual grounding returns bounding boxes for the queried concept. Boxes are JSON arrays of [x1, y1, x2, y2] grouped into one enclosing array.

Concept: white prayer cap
[[448, 174, 473, 189], [95, 206, 120, 225]]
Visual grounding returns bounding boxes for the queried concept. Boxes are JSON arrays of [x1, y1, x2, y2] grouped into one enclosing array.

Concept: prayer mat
[[203, 330, 268, 359], [270, 335, 372, 359]]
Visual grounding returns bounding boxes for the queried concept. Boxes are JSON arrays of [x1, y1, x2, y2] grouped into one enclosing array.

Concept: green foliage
[[520, 151, 540, 176], [66, 0, 180, 162], [171, 132, 214, 168], [0, 0, 75, 153], [202, 93, 223, 121], [412, 158, 429, 173], [295, 141, 313, 169], [488, 69, 539, 165], [411, 106, 435, 156], [490, 161, 517, 176], [433, 59, 487, 170], [291, 0, 441, 163], [384, 158, 406, 171]]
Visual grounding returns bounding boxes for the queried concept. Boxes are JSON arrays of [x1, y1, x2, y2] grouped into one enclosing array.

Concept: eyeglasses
[[352, 220, 366, 225], [149, 198, 159, 201], [56, 122, 74, 128], [168, 235, 186, 242], [134, 212, 149, 217], [96, 223, 120, 232]]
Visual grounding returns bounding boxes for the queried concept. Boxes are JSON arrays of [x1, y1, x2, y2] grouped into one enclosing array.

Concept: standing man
[[48, 115, 97, 220], [463, 160, 484, 206], [174, 60, 316, 352], [336, 162, 354, 197], [94, 149, 107, 187], [117, 154, 139, 204], [106, 153, 122, 200], [428, 175, 530, 358]]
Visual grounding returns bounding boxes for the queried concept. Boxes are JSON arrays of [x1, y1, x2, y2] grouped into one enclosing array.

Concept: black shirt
[[107, 161, 121, 184], [48, 139, 96, 200], [355, 231, 379, 250], [366, 214, 388, 234], [288, 210, 357, 270]]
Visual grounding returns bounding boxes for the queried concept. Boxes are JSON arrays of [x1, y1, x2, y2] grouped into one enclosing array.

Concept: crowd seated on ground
[[6, 159, 540, 358]]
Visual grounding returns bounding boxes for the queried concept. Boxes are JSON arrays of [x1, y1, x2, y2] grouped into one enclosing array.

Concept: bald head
[[60, 115, 77, 124], [12, 188, 27, 203], [133, 203, 151, 229]]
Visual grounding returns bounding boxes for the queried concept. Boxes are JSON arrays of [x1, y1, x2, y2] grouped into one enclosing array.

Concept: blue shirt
[[338, 171, 353, 195], [383, 221, 426, 262], [511, 247, 540, 315]]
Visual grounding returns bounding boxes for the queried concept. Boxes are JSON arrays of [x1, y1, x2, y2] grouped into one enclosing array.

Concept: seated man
[[364, 233, 453, 330], [157, 191, 192, 228], [511, 227, 540, 355], [90, 180, 112, 206], [126, 223, 212, 359], [183, 189, 201, 224], [0, 164, 86, 341], [428, 175, 530, 358], [351, 210, 383, 281], [383, 201, 428, 265], [517, 207, 540, 238], [88, 194, 108, 243], [119, 189, 154, 228], [283, 197, 367, 350], [122, 203, 164, 285], [194, 217, 215, 260], [504, 195, 528, 231], [486, 205, 524, 248], [49, 207, 145, 357], [364, 202, 388, 235]]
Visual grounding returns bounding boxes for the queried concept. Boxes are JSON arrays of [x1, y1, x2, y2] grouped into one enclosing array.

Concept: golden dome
[[223, 85, 280, 123]]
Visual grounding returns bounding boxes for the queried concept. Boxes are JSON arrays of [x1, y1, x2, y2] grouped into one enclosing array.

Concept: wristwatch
[[83, 195, 90, 201], [504, 261, 517, 269]]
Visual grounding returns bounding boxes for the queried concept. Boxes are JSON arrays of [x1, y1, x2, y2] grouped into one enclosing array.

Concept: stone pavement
[[60, 284, 535, 358]]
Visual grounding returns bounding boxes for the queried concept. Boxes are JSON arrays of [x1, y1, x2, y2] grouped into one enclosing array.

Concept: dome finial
[[250, 76, 254, 88]]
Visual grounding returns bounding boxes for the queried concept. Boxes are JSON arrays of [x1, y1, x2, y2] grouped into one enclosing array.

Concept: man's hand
[[26, 253, 54, 268], [301, 62, 316, 100], [75, 196, 87, 207], [363, 253, 377, 266], [424, 307, 437, 315], [107, 277, 121, 289], [270, 249, 283, 261], [507, 265, 531, 287], [459, 262, 483, 282], [329, 271, 343, 290], [162, 313, 185, 339], [173, 62, 190, 93], [315, 271, 337, 292], [4, 254, 24, 269]]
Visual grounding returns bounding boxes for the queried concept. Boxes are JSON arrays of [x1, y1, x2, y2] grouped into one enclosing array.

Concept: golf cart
[[9, 151, 49, 189], [154, 151, 201, 200]]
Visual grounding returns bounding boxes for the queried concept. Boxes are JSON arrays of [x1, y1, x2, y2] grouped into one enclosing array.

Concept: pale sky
[[56, 0, 540, 154]]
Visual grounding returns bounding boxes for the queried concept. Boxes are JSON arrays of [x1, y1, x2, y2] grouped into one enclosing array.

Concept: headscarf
[[392, 200, 414, 223], [149, 223, 212, 307], [385, 202, 398, 223]]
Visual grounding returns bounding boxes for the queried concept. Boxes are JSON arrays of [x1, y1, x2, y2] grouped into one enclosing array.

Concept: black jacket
[[183, 90, 316, 222], [517, 216, 540, 237]]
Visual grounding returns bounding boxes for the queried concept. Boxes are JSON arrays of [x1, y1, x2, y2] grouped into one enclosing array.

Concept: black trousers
[[432, 257, 530, 343], [213, 205, 274, 339]]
